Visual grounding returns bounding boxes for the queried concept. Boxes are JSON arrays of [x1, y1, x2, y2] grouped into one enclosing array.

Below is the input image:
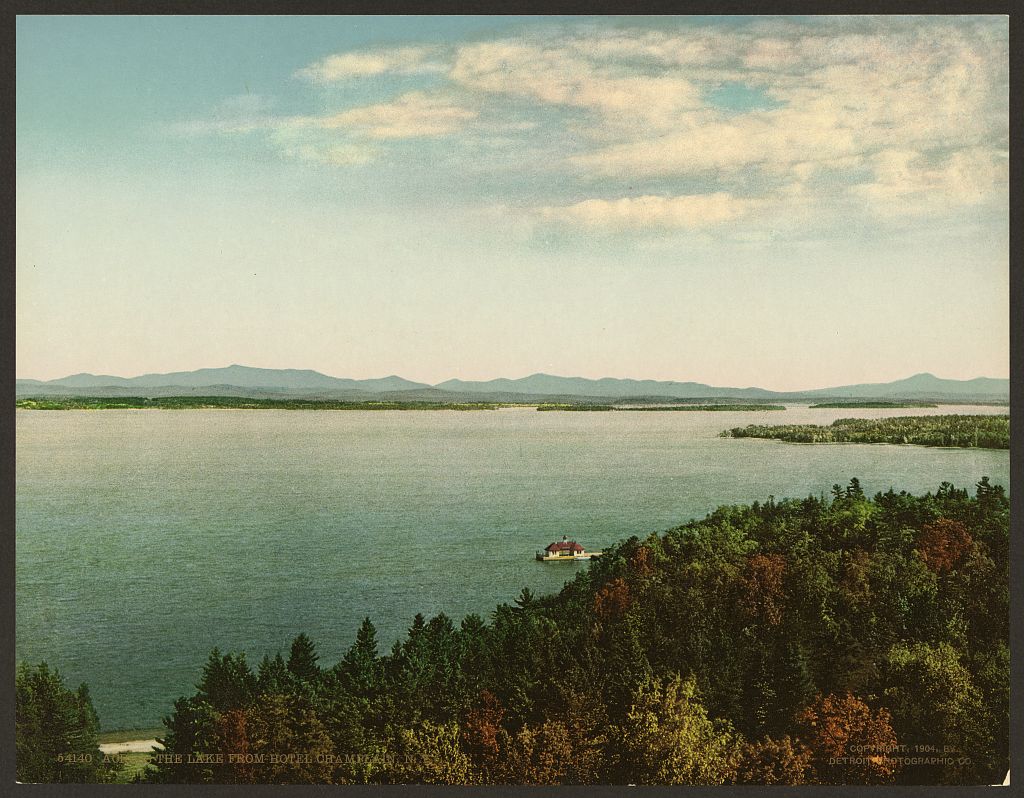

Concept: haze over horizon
[[17, 16, 1009, 391]]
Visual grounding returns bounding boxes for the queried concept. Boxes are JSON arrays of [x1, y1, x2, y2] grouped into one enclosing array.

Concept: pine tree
[[256, 652, 291, 694], [148, 696, 220, 783], [197, 649, 257, 711], [287, 633, 321, 683], [515, 587, 536, 609], [15, 662, 107, 783], [339, 618, 380, 696]]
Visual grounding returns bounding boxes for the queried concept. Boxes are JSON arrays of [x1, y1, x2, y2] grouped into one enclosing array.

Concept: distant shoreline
[[16, 397, 516, 411], [16, 396, 1010, 412], [537, 403, 786, 412], [808, 401, 938, 409], [15, 397, 788, 412]]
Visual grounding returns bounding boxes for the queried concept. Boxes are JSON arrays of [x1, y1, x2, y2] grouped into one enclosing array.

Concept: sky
[[16, 15, 1009, 390]]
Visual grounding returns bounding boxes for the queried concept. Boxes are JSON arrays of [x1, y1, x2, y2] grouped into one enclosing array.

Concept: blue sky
[[16, 15, 1009, 389]]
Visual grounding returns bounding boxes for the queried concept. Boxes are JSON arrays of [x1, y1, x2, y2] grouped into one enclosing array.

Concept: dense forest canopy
[[17, 479, 1009, 785]]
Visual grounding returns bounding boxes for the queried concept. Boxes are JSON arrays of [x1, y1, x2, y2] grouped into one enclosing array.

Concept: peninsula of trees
[[808, 402, 938, 409], [723, 415, 1009, 449], [17, 479, 1009, 785], [537, 404, 785, 412]]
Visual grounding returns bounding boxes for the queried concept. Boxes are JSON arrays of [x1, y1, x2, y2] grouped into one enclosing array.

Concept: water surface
[[15, 405, 1009, 728]]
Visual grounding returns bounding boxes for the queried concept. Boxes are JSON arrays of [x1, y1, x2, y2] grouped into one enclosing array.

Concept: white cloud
[[318, 92, 477, 139], [172, 91, 478, 169], [569, 107, 861, 178], [450, 40, 702, 130], [569, 23, 1005, 183], [186, 17, 1008, 217], [538, 192, 753, 231], [850, 148, 1007, 215], [564, 26, 737, 68], [296, 46, 444, 82], [546, 19, 1007, 222]]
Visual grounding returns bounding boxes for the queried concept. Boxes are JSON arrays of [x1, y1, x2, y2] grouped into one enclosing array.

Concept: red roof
[[546, 540, 584, 553]]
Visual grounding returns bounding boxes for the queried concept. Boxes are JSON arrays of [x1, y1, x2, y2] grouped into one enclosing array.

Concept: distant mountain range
[[15, 365, 1010, 403], [17, 365, 429, 393]]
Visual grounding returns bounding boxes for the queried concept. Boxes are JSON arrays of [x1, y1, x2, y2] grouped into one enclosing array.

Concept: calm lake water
[[15, 405, 1010, 729]]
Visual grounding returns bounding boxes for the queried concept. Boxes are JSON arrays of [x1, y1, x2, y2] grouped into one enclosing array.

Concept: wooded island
[[723, 415, 1009, 449]]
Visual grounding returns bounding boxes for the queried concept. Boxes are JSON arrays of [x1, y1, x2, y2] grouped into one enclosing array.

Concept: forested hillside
[[139, 478, 1008, 785], [17, 479, 1009, 785]]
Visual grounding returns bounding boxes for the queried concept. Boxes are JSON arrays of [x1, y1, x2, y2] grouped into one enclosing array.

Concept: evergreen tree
[[338, 617, 380, 696], [287, 633, 321, 683], [15, 662, 107, 783], [514, 587, 536, 609], [197, 649, 257, 711], [256, 652, 291, 695], [458, 614, 490, 703], [148, 696, 220, 783], [138, 480, 1009, 786]]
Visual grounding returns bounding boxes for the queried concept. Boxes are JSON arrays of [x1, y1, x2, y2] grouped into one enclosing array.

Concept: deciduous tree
[[609, 674, 738, 785], [735, 735, 813, 784], [794, 693, 899, 784], [915, 519, 972, 574]]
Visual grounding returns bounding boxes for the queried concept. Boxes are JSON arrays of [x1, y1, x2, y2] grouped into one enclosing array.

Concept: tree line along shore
[[15, 397, 510, 411], [723, 415, 1009, 450], [17, 397, 784, 411], [808, 401, 938, 409], [16, 397, 997, 413], [536, 403, 786, 411], [15, 397, 786, 411], [17, 400, 1010, 452], [17, 478, 1008, 785]]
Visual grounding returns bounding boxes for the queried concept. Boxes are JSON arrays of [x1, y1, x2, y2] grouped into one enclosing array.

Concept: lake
[[15, 405, 1010, 729]]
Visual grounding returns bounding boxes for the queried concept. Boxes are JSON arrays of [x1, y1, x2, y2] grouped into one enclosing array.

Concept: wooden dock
[[536, 551, 603, 562]]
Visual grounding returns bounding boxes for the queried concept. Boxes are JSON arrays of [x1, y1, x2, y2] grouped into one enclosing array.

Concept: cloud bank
[[178, 17, 1008, 235]]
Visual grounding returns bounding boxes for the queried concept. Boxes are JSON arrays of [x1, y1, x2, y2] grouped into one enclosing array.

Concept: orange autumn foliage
[[593, 577, 632, 622], [794, 693, 899, 784], [462, 690, 505, 775], [629, 545, 655, 579], [215, 708, 256, 783], [915, 518, 972, 574]]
